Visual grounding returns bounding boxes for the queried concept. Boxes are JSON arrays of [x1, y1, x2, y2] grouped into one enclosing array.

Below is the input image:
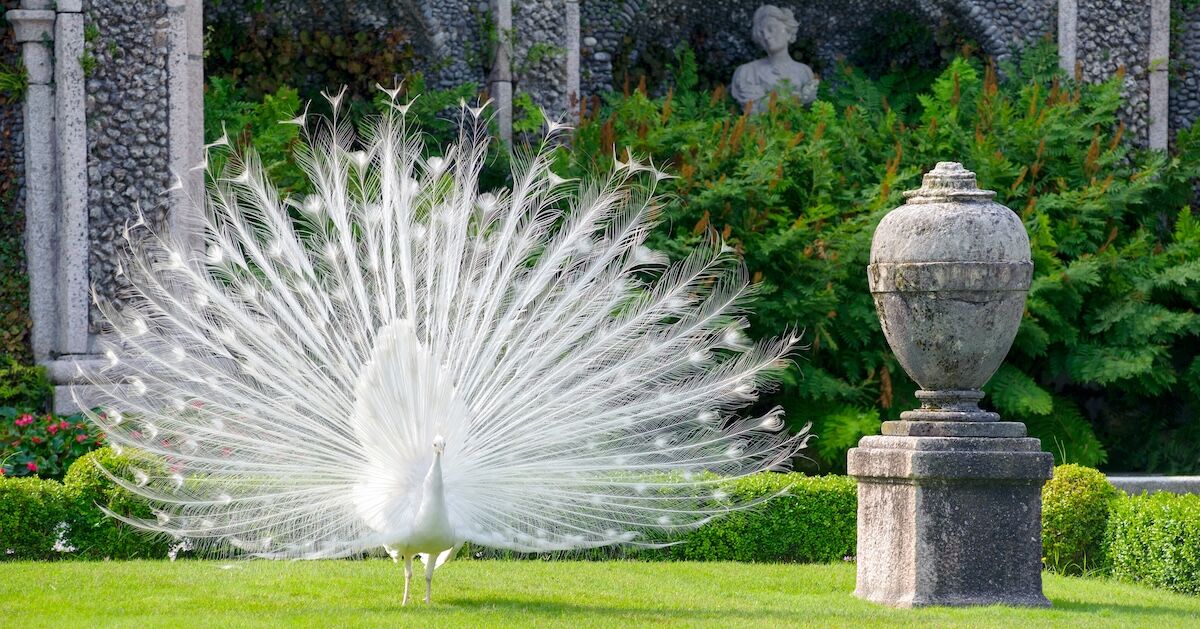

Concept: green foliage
[[0, 62, 26, 100], [0, 476, 66, 560], [566, 43, 1200, 472], [204, 76, 307, 193], [204, 9, 416, 107], [1107, 492, 1200, 595], [0, 359, 50, 410], [660, 473, 856, 563], [62, 447, 171, 560], [512, 91, 548, 136], [0, 407, 104, 479], [1042, 464, 1120, 575]]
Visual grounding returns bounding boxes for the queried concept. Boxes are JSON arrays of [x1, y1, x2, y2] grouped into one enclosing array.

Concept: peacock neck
[[419, 451, 446, 516]]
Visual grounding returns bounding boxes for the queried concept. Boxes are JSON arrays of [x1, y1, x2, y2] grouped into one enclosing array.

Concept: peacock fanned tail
[[83, 88, 811, 559]]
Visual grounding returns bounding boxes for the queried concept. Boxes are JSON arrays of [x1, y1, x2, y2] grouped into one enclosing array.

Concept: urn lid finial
[[903, 162, 996, 204]]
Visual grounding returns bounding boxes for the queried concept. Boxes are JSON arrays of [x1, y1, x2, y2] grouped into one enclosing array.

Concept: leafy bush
[[0, 407, 105, 478], [0, 358, 51, 411], [204, 76, 307, 193], [1042, 464, 1120, 574], [1107, 492, 1200, 595], [62, 447, 171, 560], [0, 476, 66, 560], [660, 473, 857, 563], [565, 44, 1200, 472]]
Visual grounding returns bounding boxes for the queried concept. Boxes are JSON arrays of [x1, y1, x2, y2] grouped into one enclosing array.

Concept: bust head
[[751, 5, 799, 55]]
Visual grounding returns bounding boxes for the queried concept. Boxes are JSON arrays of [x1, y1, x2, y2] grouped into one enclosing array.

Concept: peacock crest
[[83, 87, 810, 603]]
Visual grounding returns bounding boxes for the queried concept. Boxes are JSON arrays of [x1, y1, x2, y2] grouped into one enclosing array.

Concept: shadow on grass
[[1050, 598, 1200, 621]]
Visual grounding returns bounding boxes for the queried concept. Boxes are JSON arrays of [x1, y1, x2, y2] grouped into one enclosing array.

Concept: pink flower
[[25, 462, 37, 472], [47, 423, 58, 435], [58, 420, 70, 431], [76, 434, 87, 443], [14, 414, 33, 427]]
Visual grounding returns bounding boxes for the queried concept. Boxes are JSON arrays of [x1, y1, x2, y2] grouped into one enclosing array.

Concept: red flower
[[76, 434, 88, 443], [31, 436, 42, 444], [25, 462, 37, 472], [58, 420, 70, 431], [47, 423, 59, 435], [14, 414, 33, 427]]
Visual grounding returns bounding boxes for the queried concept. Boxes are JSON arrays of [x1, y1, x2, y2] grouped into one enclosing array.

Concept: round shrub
[[0, 476, 67, 559], [1042, 464, 1120, 575], [62, 447, 171, 559]]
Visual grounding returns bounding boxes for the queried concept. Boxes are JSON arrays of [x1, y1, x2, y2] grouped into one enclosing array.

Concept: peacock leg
[[402, 556, 413, 606], [424, 555, 435, 604]]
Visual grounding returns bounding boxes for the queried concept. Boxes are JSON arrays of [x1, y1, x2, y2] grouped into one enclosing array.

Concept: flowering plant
[[0, 406, 105, 478]]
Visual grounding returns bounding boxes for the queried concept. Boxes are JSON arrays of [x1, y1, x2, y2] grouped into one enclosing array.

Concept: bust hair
[[751, 5, 800, 49]]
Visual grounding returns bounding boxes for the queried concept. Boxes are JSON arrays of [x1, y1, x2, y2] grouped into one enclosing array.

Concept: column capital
[[7, 9, 55, 43]]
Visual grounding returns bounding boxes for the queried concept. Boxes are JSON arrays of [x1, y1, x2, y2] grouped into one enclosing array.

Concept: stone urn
[[849, 162, 1052, 608], [867, 161, 1032, 424]]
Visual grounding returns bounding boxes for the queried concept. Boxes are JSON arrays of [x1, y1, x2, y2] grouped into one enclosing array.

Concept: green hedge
[[656, 473, 856, 562], [0, 476, 66, 559], [1107, 492, 1200, 595]]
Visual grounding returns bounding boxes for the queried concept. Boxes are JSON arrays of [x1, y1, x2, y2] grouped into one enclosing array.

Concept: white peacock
[[84, 87, 810, 605]]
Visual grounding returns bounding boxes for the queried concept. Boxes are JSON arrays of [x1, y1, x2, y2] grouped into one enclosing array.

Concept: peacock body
[[85, 89, 809, 604]]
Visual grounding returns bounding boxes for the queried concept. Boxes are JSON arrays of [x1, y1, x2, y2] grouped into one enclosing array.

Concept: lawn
[[4, 560, 1199, 628]]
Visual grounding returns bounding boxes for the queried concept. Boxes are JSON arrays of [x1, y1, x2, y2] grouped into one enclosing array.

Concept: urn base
[[847, 435, 1053, 608]]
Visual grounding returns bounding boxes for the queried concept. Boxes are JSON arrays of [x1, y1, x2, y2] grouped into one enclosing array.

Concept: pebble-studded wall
[[1077, 0, 1153, 146], [1171, 4, 1200, 146], [83, 0, 172, 332]]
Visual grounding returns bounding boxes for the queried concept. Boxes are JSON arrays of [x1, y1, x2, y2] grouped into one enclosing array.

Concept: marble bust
[[731, 5, 819, 112]]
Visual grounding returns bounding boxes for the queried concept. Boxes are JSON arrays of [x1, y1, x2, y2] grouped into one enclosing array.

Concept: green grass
[[3, 560, 1199, 627]]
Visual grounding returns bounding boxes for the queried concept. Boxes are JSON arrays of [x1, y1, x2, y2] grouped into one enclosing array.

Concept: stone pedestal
[[848, 427, 1053, 607]]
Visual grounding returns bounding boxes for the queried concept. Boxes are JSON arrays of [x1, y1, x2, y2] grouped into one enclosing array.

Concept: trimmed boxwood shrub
[[658, 473, 857, 562], [1107, 492, 1200, 595], [1041, 464, 1121, 574], [62, 447, 172, 560], [0, 476, 67, 559]]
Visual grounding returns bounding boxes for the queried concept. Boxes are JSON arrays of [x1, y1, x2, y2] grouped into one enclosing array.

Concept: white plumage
[[84, 89, 809, 604]]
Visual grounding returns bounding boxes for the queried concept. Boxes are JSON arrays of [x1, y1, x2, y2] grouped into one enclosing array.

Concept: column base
[[848, 435, 1053, 608]]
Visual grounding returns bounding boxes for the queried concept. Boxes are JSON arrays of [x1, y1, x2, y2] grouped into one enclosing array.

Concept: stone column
[[1147, 0, 1169, 150], [489, 0, 513, 145], [1057, 0, 1077, 76], [849, 163, 1053, 608], [54, 1, 89, 358], [166, 0, 205, 244], [565, 0, 581, 120], [7, 3, 56, 364]]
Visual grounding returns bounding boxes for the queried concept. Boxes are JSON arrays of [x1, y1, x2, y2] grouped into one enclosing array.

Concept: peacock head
[[432, 435, 446, 455]]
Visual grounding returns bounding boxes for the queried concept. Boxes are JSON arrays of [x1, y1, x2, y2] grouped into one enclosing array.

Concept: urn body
[[867, 162, 1032, 420]]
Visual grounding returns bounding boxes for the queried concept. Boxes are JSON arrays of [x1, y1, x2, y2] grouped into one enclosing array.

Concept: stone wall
[[578, 0, 1057, 99], [84, 0, 172, 331], [1171, 4, 1200, 144], [1077, 0, 1154, 147]]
